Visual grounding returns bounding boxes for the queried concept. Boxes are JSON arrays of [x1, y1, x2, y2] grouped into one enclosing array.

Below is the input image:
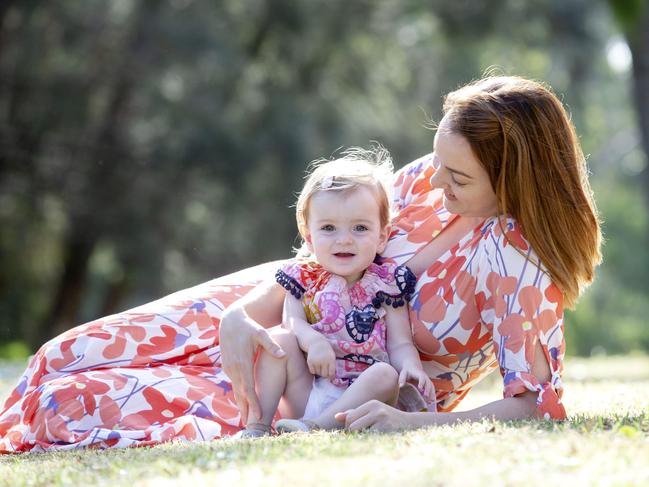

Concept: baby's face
[[304, 185, 389, 285]]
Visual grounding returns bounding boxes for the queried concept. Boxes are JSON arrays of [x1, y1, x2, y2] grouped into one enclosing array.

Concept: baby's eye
[[354, 224, 369, 232], [321, 224, 335, 232]]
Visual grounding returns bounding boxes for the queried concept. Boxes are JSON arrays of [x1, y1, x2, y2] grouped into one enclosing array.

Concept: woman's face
[[430, 115, 498, 218]]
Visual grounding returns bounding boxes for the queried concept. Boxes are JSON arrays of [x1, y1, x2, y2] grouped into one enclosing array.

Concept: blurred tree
[[608, 0, 649, 208], [0, 0, 646, 355], [42, 0, 167, 342]]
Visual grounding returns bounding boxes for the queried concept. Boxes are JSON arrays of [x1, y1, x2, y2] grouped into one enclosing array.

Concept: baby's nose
[[336, 232, 353, 244]]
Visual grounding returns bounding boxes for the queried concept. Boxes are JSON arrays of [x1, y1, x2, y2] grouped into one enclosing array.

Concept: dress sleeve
[[475, 218, 567, 420], [275, 261, 314, 300], [365, 263, 417, 309]]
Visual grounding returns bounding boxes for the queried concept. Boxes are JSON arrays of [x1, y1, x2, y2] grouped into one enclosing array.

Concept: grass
[[1, 355, 648, 487]]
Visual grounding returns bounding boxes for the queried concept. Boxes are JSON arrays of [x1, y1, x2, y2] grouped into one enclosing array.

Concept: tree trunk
[[627, 7, 649, 211], [34, 0, 162, 348], [99, 272, 133, 318], [32, 228, 97, 348], [0, 0, 20, 59]]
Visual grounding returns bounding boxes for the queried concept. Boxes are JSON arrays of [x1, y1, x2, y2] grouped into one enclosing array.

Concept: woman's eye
[[451, 177, 466, 187]]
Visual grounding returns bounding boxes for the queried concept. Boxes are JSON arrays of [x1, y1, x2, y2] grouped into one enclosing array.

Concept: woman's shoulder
[[475, 216, 554, 290], [391, 153, 436, 208], [479, 216, 533, 257], [393, 153, 434, 185]]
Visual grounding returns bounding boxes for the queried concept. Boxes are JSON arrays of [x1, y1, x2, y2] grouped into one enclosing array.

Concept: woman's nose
[[429, 167, 447, 189]]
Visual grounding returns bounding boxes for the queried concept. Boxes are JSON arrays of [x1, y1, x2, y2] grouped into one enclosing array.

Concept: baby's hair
[[295, 146, 394, 256]]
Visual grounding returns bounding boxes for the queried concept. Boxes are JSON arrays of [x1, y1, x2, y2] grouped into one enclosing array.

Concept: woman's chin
[[442, 198, 459, 215]]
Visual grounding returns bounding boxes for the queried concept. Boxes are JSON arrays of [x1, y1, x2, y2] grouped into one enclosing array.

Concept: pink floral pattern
[[0, 153, 566, 453], [277, 260, 406, 387], [0, 261, 280, 452]]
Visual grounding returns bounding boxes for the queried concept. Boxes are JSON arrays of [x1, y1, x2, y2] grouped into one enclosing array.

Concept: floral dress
[[384, 153, 566, 418], [275, 259, 415, 386], [0, 153, 566, 453]]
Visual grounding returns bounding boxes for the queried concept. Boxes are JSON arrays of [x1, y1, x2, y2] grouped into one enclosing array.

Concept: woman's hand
[[306, 338, 336, 379], [219, 280, 286, 421], [399, 365, 435, 402], [335, 400, 416, 432]]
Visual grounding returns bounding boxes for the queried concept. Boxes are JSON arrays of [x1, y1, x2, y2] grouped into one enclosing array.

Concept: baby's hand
[[399, 366, 435, 401], [306, 339, 336, 379]]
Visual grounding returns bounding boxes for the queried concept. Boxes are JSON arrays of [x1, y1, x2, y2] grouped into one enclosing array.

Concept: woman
[[0, 76, 601, 452]]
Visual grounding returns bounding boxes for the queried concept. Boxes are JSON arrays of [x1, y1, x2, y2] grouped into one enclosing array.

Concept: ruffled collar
[[295, 259, 393, 294]]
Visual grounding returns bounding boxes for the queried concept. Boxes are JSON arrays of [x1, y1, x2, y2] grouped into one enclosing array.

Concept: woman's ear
[[376, 224, 390, 254]]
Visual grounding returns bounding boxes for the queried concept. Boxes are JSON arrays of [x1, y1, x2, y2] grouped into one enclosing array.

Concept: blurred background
[[0, 0, 647, 358]]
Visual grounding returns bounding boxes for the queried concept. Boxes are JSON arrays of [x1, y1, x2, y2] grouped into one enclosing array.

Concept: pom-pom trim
[[275, 269, 306, 299]]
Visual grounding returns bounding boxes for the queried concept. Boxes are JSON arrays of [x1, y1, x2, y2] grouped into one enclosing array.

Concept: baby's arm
[[283, 296, 336, 379], [384, 305, 435, 400]]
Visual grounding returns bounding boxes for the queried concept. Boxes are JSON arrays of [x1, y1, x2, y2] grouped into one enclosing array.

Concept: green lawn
[[1, 356, 648, 487]]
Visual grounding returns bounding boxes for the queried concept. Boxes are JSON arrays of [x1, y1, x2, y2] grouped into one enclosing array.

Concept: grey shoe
[[397, 382, 428, 412], [232, 423, 271, 439], [275, 418, 319, 434]]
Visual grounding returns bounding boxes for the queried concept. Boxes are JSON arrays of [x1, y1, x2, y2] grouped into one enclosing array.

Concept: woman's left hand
[[335, 400, 414, 432]]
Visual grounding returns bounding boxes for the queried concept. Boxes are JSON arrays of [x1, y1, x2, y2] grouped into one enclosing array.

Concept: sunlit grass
[[1, 356, 648, 487]]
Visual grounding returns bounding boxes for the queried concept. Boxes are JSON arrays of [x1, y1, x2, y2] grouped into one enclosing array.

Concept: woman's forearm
[[219, 279, 287, 421], [233, 279, 285, 328], [337, 386, 539, 432], [409, 392, 539, 427]]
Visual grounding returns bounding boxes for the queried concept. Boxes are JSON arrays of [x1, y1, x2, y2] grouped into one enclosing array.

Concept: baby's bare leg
[[246, 327, 313, 428], [311, 362, 399, 430]]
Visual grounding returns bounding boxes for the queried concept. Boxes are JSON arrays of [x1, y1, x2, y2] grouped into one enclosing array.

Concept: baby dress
[[275, 259, 426, 418]]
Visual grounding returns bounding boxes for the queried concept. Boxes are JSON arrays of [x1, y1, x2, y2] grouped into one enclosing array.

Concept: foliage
[[0, 341, 29, 360], [608, 0, 647, 36], [0, 0, 647, 355]]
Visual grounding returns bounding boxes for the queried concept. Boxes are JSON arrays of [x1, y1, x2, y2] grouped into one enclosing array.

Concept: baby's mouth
[[334, 252, 355, 258]]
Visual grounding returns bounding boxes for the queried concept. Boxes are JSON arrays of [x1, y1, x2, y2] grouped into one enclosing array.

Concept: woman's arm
[[219, 278, 287, 421], [405, 216, 483, 276], [336, 393, 538, 431], [336, 340, 551, 430]]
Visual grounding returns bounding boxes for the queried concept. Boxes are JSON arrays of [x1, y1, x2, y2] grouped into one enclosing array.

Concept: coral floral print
[[0, 153, 566, 453], [385, 154, 566, 418]]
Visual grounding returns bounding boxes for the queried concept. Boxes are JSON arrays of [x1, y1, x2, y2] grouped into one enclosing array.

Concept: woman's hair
[[442, 75, 602, 309], [295, 146, 394, 255]]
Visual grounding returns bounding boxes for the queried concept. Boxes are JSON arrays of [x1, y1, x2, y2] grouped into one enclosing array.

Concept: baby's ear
[[304, 232, 314, 253], [376, 224, 390, 254]]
